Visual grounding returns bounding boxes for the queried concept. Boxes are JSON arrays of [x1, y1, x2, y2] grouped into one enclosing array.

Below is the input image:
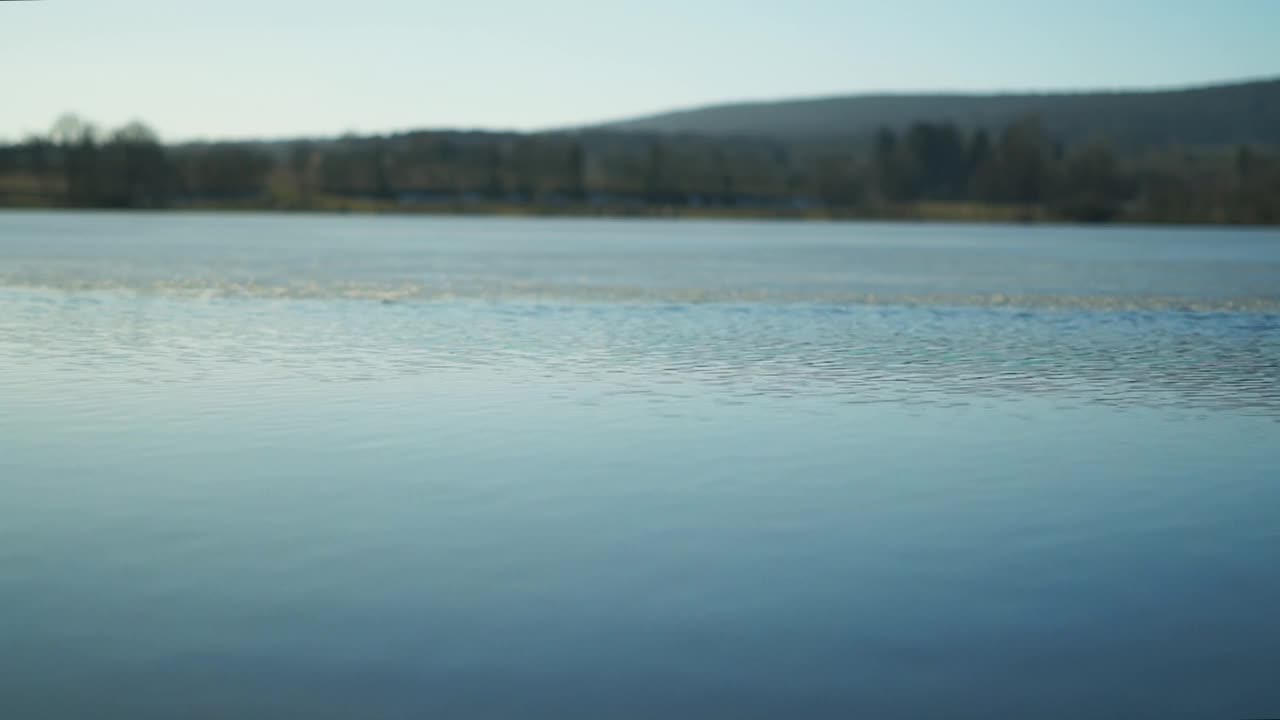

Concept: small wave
[[2, 274, 1278, 314]]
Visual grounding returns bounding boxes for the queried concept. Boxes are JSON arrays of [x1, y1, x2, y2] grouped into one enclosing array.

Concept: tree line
[[0, 113, 1276, 224]]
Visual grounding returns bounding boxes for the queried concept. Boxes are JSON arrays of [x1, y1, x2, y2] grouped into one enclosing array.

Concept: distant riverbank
[[178, 196, 1057, 223], [5, 112, 1278, 227], [9, 197, 1276, 227]]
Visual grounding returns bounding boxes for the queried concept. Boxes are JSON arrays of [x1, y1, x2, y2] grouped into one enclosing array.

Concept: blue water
[[2, 212, 1279, 718]]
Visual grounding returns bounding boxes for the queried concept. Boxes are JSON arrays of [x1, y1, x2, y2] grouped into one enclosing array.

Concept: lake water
[[2, 211, 1279, 719]]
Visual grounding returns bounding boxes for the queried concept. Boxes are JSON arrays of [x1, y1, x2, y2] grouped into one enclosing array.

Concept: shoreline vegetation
[[9, 196, 1056, 223], [2, 112, 1277, 226], [235, 201, 1056, 225]]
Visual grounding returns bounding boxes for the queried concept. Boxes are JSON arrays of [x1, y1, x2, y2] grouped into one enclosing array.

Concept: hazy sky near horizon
[[3, 0, 1277, 141]]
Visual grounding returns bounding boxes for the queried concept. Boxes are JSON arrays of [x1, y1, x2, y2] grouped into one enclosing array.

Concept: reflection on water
[[2, 211, 1279, 311], [2, 213, 1279, 719]]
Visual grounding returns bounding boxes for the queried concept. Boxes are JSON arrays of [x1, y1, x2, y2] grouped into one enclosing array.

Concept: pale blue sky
[[3, 0, 1277, 141]]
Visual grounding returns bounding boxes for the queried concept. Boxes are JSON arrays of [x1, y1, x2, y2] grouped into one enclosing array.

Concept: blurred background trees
[[0, 113, 1276, 224]]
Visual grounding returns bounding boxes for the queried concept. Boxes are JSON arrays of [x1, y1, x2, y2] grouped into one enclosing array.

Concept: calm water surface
[[2, 212, 1279, 718]]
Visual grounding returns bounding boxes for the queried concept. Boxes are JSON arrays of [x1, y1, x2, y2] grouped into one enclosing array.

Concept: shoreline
[[1, 200, 1275, 228]]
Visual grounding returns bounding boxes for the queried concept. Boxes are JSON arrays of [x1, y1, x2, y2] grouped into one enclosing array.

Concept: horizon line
[[11, 73, 1277, 146]]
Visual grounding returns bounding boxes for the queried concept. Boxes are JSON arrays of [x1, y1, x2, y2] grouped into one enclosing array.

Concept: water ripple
[[2, 291, 1277, 418]]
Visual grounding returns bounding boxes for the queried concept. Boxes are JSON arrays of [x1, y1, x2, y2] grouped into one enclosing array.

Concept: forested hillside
[[1, 97, 1277, 225], [596, 78, 1280, 150]]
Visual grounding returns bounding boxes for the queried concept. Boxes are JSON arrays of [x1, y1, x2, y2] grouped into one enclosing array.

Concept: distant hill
[[592, 77, 1280, 150]]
